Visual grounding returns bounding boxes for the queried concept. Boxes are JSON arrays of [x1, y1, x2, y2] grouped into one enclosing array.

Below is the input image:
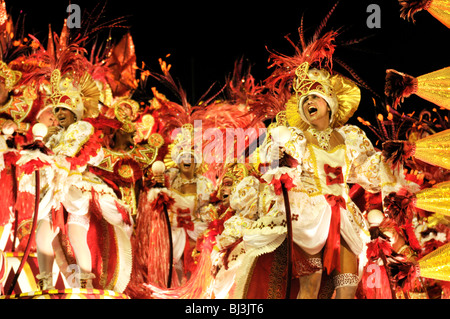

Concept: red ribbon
[[176, 208, 194, 231], [269, 173, 296, 195], [323, 194, 346, 274], [324, 164, 344, 185], [51, 204, 66, 234]]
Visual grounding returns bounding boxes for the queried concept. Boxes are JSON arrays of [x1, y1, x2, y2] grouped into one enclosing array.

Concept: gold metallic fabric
[[415, 181, 450, 216], [428, 0, 450, 28], [414, 128, 450, 170], [417, 67, 450, 110], [419, 242, 450, 281]]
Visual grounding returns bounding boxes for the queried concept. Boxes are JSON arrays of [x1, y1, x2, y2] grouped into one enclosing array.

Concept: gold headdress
[[164, 123, 202, 169], [286, 61, 361, 130], [47, 69, 100, 120], [0, 60, 21, 91], [220, 162, 254, 187], [113, 97, 140, 133], [216, 161, 254, 199]]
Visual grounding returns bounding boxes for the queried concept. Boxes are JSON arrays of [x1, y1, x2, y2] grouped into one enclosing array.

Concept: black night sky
[[9, 0, 450, 137]]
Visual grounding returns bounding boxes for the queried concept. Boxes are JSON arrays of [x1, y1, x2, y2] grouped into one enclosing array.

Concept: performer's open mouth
[[183, 163, 191, 168], [308, 105, 318, 116], [57, 115, 67, 124]]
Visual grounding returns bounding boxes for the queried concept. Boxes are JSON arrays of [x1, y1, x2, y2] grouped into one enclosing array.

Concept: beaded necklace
[[307, 126, 333, 150]]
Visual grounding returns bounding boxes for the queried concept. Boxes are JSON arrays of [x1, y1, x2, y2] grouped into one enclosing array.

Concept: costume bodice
[[301, 143, 349, 198]]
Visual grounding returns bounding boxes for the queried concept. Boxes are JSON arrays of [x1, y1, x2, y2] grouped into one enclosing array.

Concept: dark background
[[9, 0, 450, 135]]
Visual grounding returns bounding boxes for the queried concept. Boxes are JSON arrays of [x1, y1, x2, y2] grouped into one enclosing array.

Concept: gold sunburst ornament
[[47, 69, 100, 121], [286, 62, 361, 130]]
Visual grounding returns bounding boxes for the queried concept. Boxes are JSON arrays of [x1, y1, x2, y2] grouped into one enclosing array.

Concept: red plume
[[384, 69, 418, 108], [398, 0, 432, 23]]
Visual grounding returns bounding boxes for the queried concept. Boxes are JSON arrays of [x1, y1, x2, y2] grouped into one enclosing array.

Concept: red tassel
[[51, 204, 66, 234], [401, 222, 422, 252], [367, 237, 394, 260], [20, 158, 51, 175], [269, 173, 296, 195]]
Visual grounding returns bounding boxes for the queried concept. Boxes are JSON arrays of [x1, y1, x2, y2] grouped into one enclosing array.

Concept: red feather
[[384, 69, 418, 108], [398, 0, 432, 23]]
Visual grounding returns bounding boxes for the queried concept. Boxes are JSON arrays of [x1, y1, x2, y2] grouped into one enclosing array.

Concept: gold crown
[[286, 62, 361, 130], [48, 69, 84, 120], [293, 62, 333, 98]]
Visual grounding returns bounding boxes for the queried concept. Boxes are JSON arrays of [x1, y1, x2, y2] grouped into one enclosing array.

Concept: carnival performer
[[0, 60, 23, 237], [88, 97, 164, 223], [252, 58, 423, 299], [210, 161, 271, 298], [16, 69, 133, 291], [159, 125, 214, 282], [0, 60, 46, 140]]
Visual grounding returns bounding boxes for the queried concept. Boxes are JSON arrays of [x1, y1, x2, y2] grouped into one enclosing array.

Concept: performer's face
[[301, 94, 330, 126], [219, 177, 233, 206], [55, 107, 76, 129], [38, 108, 59, 127], [178, 153, 196, 176]]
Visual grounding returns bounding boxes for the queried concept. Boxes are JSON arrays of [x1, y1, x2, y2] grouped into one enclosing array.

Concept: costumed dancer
[[158, 124, 214, 282], [17, 68, 133, 291], [89, 97, 164, 223], [239, 21, 420, 297], [125, 61, 216, 297], [0, 61, 23, 246]]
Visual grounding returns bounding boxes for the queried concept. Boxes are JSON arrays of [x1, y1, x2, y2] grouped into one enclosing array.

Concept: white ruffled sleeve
[[342, 125, 420, 196], [52, 121, 95, 157], [220, 176, 261, 241]]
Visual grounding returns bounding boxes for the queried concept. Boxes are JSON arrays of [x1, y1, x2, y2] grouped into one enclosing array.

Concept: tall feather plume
[[0, 1, 32, 64], [265, 29, 337, 93], [145, 58, 223, 141], [264, 0, 378, 100], [223, 57, 284, 127], [195, 59, 267, 182], [312, 0, 340, 42], [17, 32, 88, 89]]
